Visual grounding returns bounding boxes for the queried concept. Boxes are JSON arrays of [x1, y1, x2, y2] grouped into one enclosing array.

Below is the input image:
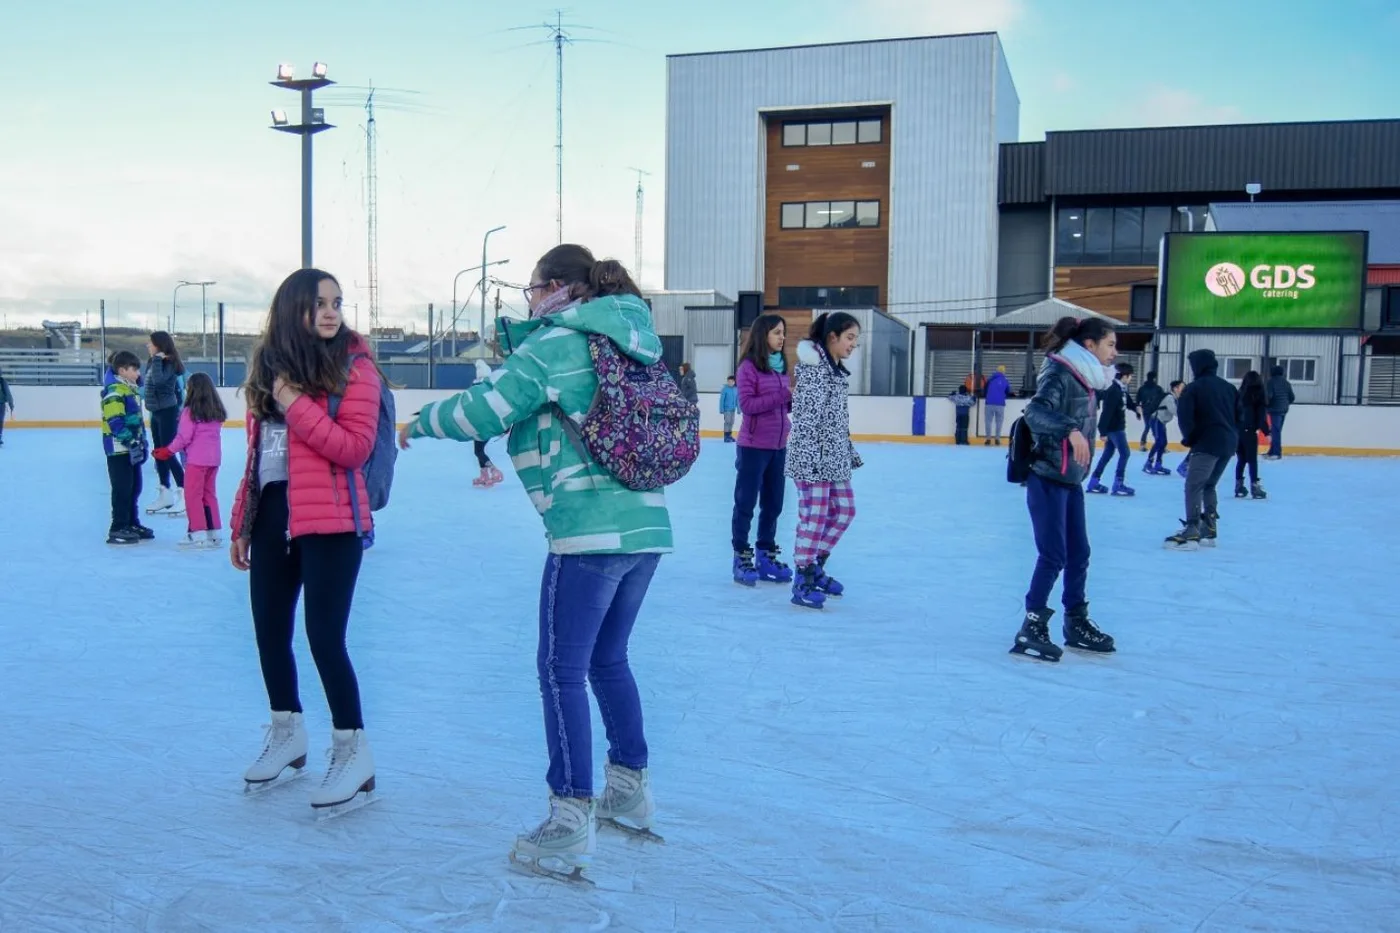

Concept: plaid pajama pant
[[794, 481, 856, 567]]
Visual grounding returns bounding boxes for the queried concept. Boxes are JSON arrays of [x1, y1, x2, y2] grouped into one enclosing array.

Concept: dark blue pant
[[538, 552, 660, 798], [1148, 418, 1168, 463], [1267, 411, 1286, 457], [1092, 429, 1131, 482], [1024, 474, 1090, 614], [732, 446, 787, 552]]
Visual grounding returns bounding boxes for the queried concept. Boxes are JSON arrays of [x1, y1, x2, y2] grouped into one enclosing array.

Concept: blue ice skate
[[791, 566, 826, 610], [732, 549, 759, 587], [756, 547, 794, 584]]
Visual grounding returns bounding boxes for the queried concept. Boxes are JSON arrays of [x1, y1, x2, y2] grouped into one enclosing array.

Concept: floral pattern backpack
[[554, 333, 700, 491]]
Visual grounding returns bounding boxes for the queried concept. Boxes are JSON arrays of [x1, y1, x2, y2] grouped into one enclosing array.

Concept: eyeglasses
[[521, 283, 547, 303]]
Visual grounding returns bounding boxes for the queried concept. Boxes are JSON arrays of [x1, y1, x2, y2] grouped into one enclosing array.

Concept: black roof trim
[[667, 32, 996, 60]]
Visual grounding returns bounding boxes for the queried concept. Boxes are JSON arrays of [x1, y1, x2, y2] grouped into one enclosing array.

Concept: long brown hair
[[244, 268, 355, 421], [1042, 315, 1115, 353], [184, 371, 228, 424], [149, 331, 185, 375], [534, 244, 643, 303], [739, 314, 786, 374]]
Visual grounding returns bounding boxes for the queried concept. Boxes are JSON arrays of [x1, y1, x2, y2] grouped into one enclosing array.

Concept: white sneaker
[[597, 763, 655, 830], [244, 711, 309, 784], [310, 729, 376, 808], [513, 796, 596, 867], [145, 487, 174, 514]]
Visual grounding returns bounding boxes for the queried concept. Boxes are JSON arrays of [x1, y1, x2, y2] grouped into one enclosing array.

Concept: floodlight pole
[[271, 68, 335, 269]]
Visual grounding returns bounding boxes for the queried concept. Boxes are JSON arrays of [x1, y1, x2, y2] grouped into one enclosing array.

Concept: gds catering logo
[[1204, 261, 1316, 300]]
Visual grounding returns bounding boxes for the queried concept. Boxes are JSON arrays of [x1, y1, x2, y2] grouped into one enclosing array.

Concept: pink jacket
[[231, 337, 381, 540], [166, 409, 223, 467]]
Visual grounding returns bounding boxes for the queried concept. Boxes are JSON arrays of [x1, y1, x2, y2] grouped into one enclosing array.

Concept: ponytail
[[1042, 315, 1114, 353], [535, 244, 643, 303]]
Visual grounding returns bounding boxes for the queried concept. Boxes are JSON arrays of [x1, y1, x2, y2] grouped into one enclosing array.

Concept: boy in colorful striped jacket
[[101, 351, 152, 545]]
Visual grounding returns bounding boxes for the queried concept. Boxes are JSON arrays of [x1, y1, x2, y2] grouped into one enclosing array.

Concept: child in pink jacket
[[154, 372, 228, 549]]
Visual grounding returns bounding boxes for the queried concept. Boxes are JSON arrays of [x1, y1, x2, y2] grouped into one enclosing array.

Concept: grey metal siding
[[998, 142, 1045, 204], [1267, 333, 1341, 405], [1045, 121, 1400, 197], [997, 205, 1050, 314], [994, 40, 1019, 148], [665, 34, 1010, 337]]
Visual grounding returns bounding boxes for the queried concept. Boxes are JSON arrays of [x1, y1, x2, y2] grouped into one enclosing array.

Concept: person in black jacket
[[143, 331, 186, 515], [1234, 370, 1270, 500], [1136, 371, 1164, 452], [1086, 362, 1138, 496], [1165, 349, 1239, 550], [1011, 316, 1118, 663], [1265, 364, 1295, 459], [0, 368, 13, 446]]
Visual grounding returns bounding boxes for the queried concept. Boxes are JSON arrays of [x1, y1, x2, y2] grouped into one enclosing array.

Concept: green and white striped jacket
[[409, 294, 674, 555]]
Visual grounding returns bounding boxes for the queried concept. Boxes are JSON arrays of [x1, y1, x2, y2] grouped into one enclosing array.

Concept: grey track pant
[[1184, 452, 1230, 523], [985, 404, 1005, 440]]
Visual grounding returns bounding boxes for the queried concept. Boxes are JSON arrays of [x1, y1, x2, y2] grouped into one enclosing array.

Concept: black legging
[[149, 407, 185, 489], [1235, 433, 1260, 485], [473, 439, 492, 469], [249, 482, 365, 731]]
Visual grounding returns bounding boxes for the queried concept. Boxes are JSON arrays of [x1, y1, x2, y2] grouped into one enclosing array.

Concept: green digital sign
[[1161, 232, 1367, 330]]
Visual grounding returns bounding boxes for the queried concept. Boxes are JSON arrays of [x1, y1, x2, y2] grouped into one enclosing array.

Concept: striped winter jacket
[[408, 294, 673, 556], [101, 373, 147, 456]]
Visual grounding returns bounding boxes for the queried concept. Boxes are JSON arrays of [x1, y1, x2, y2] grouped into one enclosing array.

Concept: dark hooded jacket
[[1266, 365, 1295, 414], [1096, 378, 1136, 434], [1177, 349, 1239, 458]]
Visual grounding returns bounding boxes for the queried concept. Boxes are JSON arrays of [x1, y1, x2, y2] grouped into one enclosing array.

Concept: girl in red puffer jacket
[[229, 268, 383, 814]]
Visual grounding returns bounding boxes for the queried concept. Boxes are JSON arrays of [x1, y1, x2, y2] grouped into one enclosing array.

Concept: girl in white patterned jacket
[[785, 312, 862, 610]]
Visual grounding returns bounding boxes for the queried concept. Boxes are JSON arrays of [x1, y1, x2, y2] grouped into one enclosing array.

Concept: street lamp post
[[270, 62, 335, 268], [171, 282, 194, 333], [481, 225, 506, 358], [451, 259, 510, 357]]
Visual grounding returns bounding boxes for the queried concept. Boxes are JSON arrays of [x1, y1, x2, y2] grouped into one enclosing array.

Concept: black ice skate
[[1063, 604, 1115, 653], [1010, 608, 1062, 662], [1200, 511, 1218, 548], [1165, 520, 1201, 551], [1235, 481, 1248, 498], [1251, 481, 1268, 500]]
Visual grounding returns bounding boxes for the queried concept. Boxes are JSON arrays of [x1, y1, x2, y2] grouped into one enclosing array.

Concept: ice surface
[[1, 430, 1398, 932]]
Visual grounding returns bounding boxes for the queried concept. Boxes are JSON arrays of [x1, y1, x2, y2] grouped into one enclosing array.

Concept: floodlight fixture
[[312, 62, 328, 78], [277, 63, 295, 81], [271, 110, 289, 126]]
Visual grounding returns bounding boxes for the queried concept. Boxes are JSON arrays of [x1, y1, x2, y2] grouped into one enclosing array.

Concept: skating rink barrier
[[7, 386, 1399, 456]]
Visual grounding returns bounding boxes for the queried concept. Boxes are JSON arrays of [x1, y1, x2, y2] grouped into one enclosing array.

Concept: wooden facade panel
[[1053, 265, 1157, 321], [763, 113, 891, 307]]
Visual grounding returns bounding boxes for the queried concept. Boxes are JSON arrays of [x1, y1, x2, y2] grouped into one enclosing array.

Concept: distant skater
[[719, 375, 739, 443], [1164, 349, 1239, 551], [1234, 370, 1269, 500], [983, 365, 1010, 445], [732, 314, 794, 587], [1085, 362, 1138, 496], [154, 372, 227, 550]]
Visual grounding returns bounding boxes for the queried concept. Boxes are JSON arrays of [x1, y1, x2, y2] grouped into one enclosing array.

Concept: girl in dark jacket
[[1012, 316, 1118, 662], [143, 331, 186, 516], [731, 314, 794, 586], [1234, 370, 1269, 500]]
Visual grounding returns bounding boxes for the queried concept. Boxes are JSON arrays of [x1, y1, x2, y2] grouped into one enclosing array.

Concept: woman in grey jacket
[[1011, 316, 1119, 662], [143, 331, 187, 515]]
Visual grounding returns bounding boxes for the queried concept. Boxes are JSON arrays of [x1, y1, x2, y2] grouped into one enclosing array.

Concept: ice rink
[[2, 428, 1397, 932]]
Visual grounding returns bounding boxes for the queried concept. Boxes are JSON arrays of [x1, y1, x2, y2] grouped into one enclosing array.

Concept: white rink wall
[[8, 386, 1400, 454]]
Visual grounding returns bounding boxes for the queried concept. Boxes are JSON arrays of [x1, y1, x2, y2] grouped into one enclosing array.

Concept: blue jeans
[[1092, 429, 1131, 482], [537, 552, 660, 798], [1148, 418, 1168, 463], [1024, 474, 1090, 614], [732, 446, 786, 552], [1267, 411, 1286, 457]]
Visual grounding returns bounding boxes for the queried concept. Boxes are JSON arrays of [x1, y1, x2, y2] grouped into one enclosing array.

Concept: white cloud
[[1127, 85, 1244, 127], [859, 0, 1025, 34]]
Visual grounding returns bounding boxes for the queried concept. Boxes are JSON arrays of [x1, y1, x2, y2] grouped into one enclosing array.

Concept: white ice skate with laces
[[145, 486, 175, 515], [597, 762, 663, 843], [310, 729, 377, 819], [509, 796, 597, 885], [243, 711, 308, 792]]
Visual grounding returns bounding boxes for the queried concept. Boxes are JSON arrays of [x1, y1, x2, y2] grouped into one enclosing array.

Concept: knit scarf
[[1054, 340, 1115, 391], [768, 351, 786, 374]]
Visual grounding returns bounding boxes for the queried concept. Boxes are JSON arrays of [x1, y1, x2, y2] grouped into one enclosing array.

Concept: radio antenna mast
[[627, 167, 650, 284]]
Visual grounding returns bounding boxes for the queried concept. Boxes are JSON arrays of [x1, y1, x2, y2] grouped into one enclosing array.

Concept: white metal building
[[664, 33, 1020, 391]]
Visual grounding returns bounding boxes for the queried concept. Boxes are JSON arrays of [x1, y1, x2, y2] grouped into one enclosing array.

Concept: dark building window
[[1130, 284, 1157, 323], [1056, 203, 1214, 265], [1387, 286, 1400, 327], [781, 119, 883, 147], [778, 286, 880, 308], [780, 200, 881, 230]]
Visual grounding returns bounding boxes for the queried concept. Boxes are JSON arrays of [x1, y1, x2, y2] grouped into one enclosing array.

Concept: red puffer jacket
[[231, 340, 381, 540]]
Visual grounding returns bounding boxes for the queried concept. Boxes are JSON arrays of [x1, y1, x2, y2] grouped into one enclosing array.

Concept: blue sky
[[1, 0, 1396, 332]]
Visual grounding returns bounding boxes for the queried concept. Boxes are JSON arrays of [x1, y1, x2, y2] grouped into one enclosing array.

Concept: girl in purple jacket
[[731, 314, 794, 586]]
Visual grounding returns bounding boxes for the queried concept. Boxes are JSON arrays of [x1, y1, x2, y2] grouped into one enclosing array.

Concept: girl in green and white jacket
[[399, 244, 669, 878]]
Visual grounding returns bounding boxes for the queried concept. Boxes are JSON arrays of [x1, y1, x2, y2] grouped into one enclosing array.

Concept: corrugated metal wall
[[665, 35, 1013, 335], [644, 290, 730, 337], [998, 142, 1045, 204]]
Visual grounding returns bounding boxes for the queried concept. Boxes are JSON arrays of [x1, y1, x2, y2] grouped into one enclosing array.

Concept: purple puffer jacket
[[736, 358, 791, 450]]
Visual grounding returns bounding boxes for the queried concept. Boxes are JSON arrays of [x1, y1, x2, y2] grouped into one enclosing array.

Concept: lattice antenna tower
[[365, 86, 379, 332], [627, 167, 651, 285]]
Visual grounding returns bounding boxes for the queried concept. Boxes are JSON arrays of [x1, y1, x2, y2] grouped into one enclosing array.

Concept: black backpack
[[1006, 416, 1037, 484]]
